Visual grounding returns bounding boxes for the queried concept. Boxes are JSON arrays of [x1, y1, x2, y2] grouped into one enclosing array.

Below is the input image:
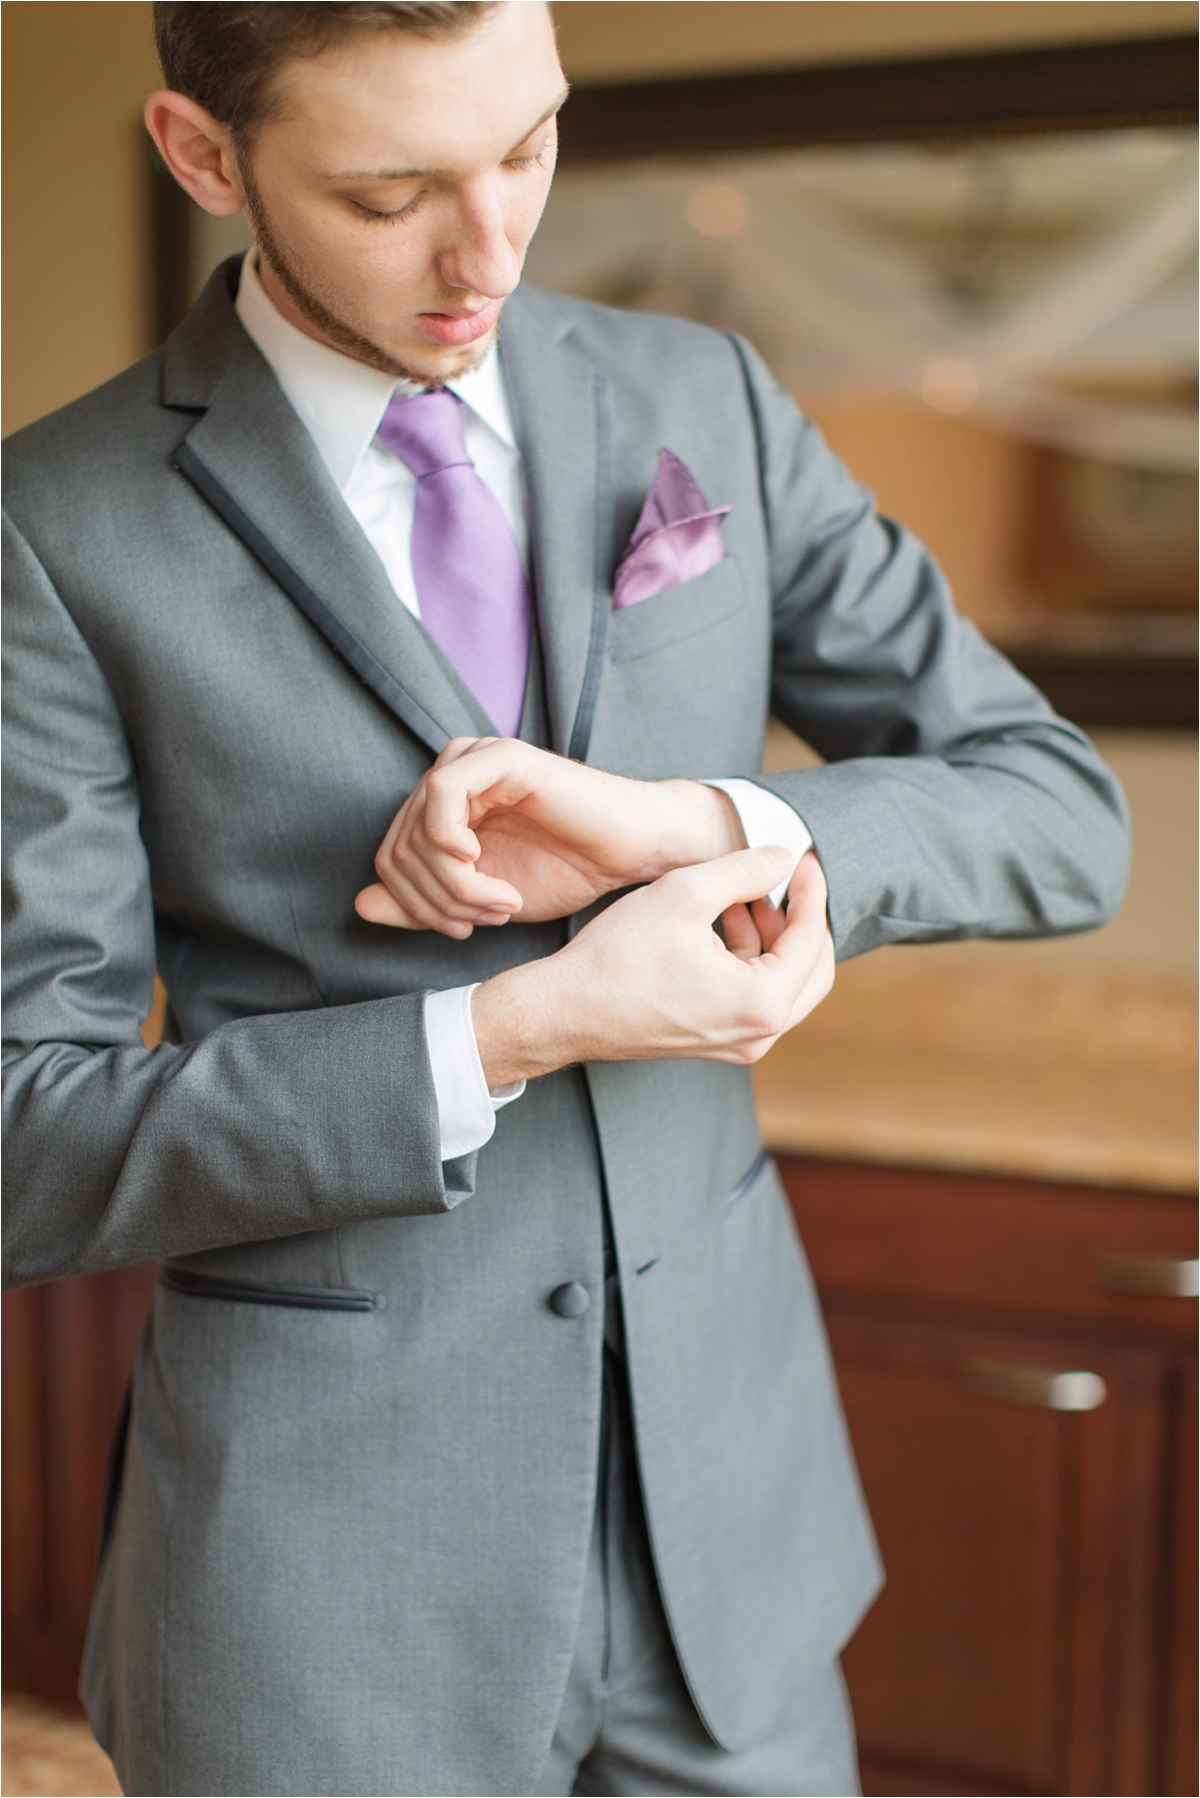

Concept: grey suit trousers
[[535, 1347, 861, 1798]]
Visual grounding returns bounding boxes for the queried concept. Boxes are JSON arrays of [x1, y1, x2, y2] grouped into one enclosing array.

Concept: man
[[1, 4, 1129, 1794]]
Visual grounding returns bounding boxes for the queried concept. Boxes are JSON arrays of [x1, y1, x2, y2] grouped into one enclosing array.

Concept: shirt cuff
[[701, 778, 813, 908], [423, 984, 525, 1163]]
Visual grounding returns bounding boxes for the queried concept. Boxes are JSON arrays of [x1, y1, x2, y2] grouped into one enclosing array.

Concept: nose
[[435, 181, 522, 301]]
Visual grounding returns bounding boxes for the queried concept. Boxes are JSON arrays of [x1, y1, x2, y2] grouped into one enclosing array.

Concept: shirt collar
[[234, 250, 516, 495]]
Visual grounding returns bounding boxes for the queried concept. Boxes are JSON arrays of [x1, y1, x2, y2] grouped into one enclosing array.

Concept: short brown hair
[[153, 2, 498, 145]]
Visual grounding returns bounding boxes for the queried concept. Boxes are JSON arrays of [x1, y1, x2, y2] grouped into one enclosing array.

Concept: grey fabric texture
[[2, 262, 1129, 1795], [533, 1350, 861, 1796]]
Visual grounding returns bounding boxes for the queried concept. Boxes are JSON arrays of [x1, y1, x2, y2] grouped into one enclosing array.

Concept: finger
[[422, 740, 540, 853], [667, 845, 796, 919], [717, 921, 834, 1065], [720, 902, 762, 963], [376, 809, 522, 917], [432, 736, 485, 766], [749, 896, 786, 952], [354, 882, 421, 929], [359, 864, 481, 938], [356, 877, 477, 937], [397, 842, 524, 920], [765, 857, 832, 984], [372, 847, 456, 919], [786, 846, 827, 911], [777, 928, 836, 1034], [384, 739, 482, 858]]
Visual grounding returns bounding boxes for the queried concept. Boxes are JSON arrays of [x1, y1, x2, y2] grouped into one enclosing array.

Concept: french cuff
[[423, 984, 526, 1163], [701, 778, 814, 908]]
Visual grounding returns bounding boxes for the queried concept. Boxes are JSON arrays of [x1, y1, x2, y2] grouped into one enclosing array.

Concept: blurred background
[[2, 4, 1196, 1795]]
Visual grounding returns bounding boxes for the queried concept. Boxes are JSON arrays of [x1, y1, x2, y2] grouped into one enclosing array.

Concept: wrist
[[639, 780, 746, 880], [472, 957, 583, 1087]]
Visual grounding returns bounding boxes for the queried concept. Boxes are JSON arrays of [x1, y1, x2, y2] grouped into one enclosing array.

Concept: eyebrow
[[321, 86, 570, 182]]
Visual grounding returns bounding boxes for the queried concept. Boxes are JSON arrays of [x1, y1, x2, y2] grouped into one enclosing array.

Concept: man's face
[[242, 2, 566, 382]]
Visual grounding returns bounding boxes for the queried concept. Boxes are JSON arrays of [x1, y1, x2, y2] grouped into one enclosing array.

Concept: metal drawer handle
[[1095, 1254, 1199, 1298], [964, 1361, 1107, 1412]]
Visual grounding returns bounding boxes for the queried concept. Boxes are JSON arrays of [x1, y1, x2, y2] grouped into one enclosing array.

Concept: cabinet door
[[1164, 1359, 1198, 1798], [2, 1267, 158, 1701], [829, 1309, 1167, 1798]]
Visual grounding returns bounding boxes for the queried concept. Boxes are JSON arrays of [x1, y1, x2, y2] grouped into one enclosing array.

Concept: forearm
[[756, 727, 1130, 961], [2, 994, 451, 1287]]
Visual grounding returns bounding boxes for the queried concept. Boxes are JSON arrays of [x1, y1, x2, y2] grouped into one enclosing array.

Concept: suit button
[[549, 1281, 590, 1318]]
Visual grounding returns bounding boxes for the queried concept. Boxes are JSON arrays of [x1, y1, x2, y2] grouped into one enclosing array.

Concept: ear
[[145, 90, 247, 218]]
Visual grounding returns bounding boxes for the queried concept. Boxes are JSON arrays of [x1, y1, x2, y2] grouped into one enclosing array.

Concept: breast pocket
[[607, 556, 748, 665]]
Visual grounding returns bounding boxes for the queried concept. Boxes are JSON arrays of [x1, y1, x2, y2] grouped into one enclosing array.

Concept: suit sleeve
[[2, 513, 458, 1290], [725, 336, 1131, 961]]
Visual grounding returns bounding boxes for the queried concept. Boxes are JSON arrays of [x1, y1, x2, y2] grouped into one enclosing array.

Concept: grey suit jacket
[[2, 264, 1129, 1796]]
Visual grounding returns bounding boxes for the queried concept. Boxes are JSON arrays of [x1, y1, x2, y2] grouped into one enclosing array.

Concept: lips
[[416, 298, 503, 347]]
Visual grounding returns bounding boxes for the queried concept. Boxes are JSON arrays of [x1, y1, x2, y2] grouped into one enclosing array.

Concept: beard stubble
[[240, 163, 494, 386]]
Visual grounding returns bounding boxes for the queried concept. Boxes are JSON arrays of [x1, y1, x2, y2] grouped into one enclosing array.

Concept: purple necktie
[[376, 389, 531, 739]]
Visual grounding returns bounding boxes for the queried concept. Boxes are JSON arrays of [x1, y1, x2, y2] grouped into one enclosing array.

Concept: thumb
[[355, 881, 411, 928], [670, 845, 796, 919]]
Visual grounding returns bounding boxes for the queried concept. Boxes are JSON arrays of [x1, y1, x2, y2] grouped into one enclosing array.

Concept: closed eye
[[351, 195, 424, 225]]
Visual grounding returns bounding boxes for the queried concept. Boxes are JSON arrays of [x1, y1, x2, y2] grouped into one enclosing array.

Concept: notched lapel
[[500, 288, 615, 761], [166, 268, 489, 759]]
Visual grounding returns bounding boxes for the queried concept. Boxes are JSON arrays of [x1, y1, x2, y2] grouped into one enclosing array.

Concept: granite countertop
[[752, 945, 1198, 1193]]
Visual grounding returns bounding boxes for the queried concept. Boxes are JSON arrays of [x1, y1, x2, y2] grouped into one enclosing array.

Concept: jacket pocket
[[724, 1146, 771, 1211], [160, 1266, 377, 1312], [607, 557, 747, 664]]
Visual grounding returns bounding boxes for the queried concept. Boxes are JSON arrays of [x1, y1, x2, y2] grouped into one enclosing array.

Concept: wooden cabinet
[[2, 1265, 158, 1703], [2, 1160, 1195, 1798], [779, 1157, 1198, 1798]]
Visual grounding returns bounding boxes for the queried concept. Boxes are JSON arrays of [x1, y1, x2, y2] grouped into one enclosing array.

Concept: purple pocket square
[[613, 449, 731, 610]]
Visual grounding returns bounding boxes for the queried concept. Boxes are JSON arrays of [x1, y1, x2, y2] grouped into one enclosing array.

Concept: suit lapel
[[164, 265, 489, 759], [500, 287, 613, 761]]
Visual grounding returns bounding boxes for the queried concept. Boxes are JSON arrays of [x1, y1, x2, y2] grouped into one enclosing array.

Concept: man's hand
[[471, 847, 835, 1086], [354, 737, 745, 936]]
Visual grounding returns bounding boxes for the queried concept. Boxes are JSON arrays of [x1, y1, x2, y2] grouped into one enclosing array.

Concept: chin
[[400, 332, 497, 383]]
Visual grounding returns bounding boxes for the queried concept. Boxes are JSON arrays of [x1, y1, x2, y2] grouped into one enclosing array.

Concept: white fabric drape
[[526, 129, 1198, 470]]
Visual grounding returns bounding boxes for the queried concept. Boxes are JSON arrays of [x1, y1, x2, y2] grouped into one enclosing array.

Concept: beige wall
[[552, 1, 1198, 84], [2, 2, 161, 435]]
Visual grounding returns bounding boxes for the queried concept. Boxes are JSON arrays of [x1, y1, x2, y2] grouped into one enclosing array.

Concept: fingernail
[[765, 845, 793, 867]]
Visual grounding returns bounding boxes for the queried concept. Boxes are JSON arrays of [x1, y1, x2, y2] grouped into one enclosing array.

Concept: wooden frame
[[556, 33, 1198, 161]]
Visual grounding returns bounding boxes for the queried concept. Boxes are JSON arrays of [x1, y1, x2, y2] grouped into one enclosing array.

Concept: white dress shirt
[[234, 254, 811, 1161]]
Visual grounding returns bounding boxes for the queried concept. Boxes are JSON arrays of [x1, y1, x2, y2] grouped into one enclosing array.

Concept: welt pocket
[[724, 1147, 771, 1211], [607, 557, 747, 665], [160, 1266, 378, 1312]]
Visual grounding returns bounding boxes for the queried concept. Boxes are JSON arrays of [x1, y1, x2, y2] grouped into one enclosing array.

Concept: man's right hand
[[354, 736, 746, 935], [471, 846, 835, 1086]]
